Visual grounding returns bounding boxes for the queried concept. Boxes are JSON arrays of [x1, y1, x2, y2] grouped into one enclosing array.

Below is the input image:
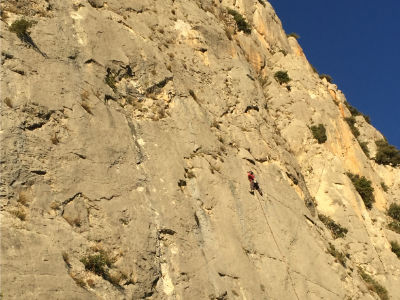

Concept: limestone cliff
[[1, 0, 399, 299]]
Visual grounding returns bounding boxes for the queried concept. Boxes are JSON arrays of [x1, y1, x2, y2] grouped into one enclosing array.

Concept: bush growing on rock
[[80, 250, 116, 283], [274, 71, 290, 85], [319, 74, 333, 83], [388, 203, 400, 221], [287, 32, 300, 39], [380, 182, 388, 192], [363, 114, 371, 124], [279, 49, 287, 56], [359, 141, 370, 157], [310, 124, 327, 144], [344, 116, 360, 138], [9, 18, 46, 56], [257, 0, 266, 7], [390, 241, 400, 259], [344, 106, 372, 156], [358, 268, 389, 300], [345, 103, 360, 116], [388, 221, 400, 234], [81, 253, 109, 276], [375, 139, 400, 166], [388, 203, 400, 234], [227, 9, 251, 34], [344, 102, 371, 124], [347, 173, 375, 209], [318, 214, 348, 239], [11, 207, 26, 221], [9, 19, 32, 39], [327, 243, 347, 267], [310, 64, 318, 74], [105, 70, 117, 92]]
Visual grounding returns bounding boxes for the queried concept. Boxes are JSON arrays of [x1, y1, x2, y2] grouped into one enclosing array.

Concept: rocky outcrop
[[1, 1, 399, 299]]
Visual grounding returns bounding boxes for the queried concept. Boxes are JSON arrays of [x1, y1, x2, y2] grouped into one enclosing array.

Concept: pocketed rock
[[1, 1, 399, 299]]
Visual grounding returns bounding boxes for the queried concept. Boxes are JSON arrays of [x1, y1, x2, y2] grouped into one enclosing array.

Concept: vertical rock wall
[[1, 0, 399, 299]]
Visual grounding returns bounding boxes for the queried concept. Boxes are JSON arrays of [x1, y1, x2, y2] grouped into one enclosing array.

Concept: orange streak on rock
[[338, 103, 345, 118]]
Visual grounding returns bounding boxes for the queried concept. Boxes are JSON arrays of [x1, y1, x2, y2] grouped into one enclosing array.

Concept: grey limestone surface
[[1, 0, 399, 299]]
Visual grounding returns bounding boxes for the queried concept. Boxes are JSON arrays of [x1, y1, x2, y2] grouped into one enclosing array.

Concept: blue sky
[[268, 0, 400, 148]]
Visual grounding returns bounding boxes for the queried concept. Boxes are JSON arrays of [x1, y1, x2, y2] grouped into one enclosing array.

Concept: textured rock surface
[[1, 0, 399, 299]]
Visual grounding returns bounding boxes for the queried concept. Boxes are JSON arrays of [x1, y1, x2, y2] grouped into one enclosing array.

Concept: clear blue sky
[[268, 0, 400, 148]]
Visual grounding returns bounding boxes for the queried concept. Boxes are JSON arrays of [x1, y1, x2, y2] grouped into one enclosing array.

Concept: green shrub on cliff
[[81, 251, 114, 280], [358, 268, 389, 300], [227, 9, 251, 34], [327, 243, 347, 267], [390, 241, 400, 259], [388, 221, 400, 234], [310, 124, 327, 144], [318, 214, 348, 239], [347, 173, 375, 209], [380, 182, 388, 192], [388, 203, 400, 221], [344, 102, 371, 124], [257, 0, 266, 7], [81, 253, 108, 277], [375, 139, 400, 166], [310, 64, 318, 74], [359, 141, 370, 157], [105, 71, 117, 92], [274, 71, 291, 84], [319, 74, 333, 83], [9, 19, 32, 39], [287, 32, 300, 39], [387, 203, 400, 234], [345, 116, 360, 138]]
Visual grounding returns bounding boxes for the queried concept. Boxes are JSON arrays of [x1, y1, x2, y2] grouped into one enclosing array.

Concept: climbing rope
[[255, 192, 301, 300], [256, 192, 344, 298]]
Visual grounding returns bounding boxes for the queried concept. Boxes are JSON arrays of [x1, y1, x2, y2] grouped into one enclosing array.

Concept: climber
[[247, 171, 263, 196]]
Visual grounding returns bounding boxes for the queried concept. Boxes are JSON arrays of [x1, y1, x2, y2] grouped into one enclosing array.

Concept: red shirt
[[248, 173, 255, 182]]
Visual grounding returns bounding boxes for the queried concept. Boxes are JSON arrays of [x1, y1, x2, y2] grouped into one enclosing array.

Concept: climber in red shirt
[[248, 171, 255, 183], [247, 171, 263, 196]]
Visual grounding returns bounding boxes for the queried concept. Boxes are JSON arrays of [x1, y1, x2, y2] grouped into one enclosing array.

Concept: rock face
[[1, 1, 399, 299]]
